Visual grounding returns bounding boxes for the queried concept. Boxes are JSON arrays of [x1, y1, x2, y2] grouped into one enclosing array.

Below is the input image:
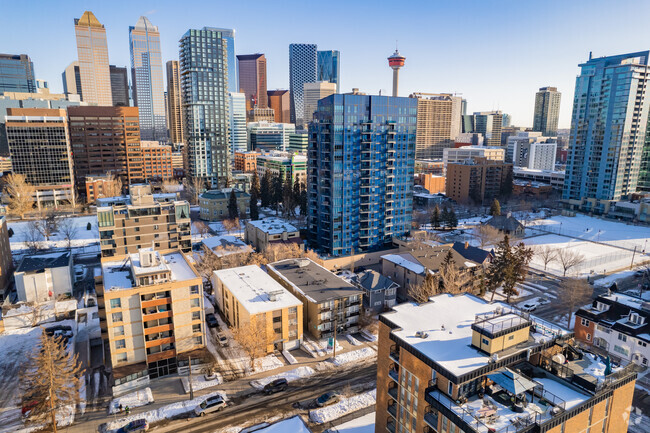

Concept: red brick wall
[[574, 314, 595, 345]]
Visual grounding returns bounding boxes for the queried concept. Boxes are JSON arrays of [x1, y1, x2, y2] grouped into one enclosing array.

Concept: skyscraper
[[303, 81, 336, 126], [180, 28, 234, 187], [237, 54, 267, 111], [289, 44, 317, 127], [0, 54, 36, 93], [74, 11, 112, 106], [165, 60, 184, 144], [229, 92, 247, 158], [462, 111, 503, 147], [411, 93, 463, 159], [62, 61, 82, 98], [564, 52, 650, 201], [109, 65, 129, 106], [129, 16, 166, 141], [267, 90, 290, 123], [533, 86, 561, 137], [308, 93, 417, 256], [317, 50, 340, 93]]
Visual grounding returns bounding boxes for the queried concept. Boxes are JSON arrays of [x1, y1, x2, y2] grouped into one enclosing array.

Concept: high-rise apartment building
[[237, 54, 267, 111], [303, 81, 336, 126], [0, 54, 36, 93], [109, 65, 130, 107], [463, 111, 503, 147], [267, 89, 290, 123], [411, 93, 463, 159], [130, 16, 166, 141], [62, 61, 82, 98], [564, 52, 650, 201], [229, 92, 247, 159], [289, 44, 317, 127], [180, 28, 234, 187], [248, 122, 295, 152], [507, 131, 557, 171], [446, 157, 512, 204], [308, 94, 416, 256], [74, 11, 112, 106], [533, 86, 561, 136], [317, 50, 340, 93], [165, 60, 184, 144]]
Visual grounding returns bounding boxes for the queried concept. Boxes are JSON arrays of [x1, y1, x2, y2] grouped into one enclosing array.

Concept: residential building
[[229, 92, 247, 158], [303, 81, 336, 126], [483, 214, 525, 237], [513, 167, 565, 190], [129, 17, 166, 141], [180, 28, 234, 187], [67, 106, 142, 190], [463, 111, 503, 147], [288, 130, 308, 154], [533, 86, 561, 136], [411, 93, 463, 159], [257, 150, 307, 185], [451, 241, 493, 266], [0, 216, 12, 300], [267, 89, 290, 123], [565, 52, 650, 201], [96, 184, 191, 258], [289, 43, 317, 126], [97, 248, 206, 380], [231, 172, 253, 193], [308, 94, 417, 256], [446, 157, 513, 204], [237, 54, 267, 110], [513, 180, 553, 197], [74, 11, 112, 106], [248, 122, 295, 152], [267, 258, 364, 339], [356, 269, 398, 313], [5, 108, 75, 208], [62, 61, 82, 99], [317, 50, 340, 93], [15, 251, 73, 303], [414, 173, 445, 194], [201, 235, 253, 261], [0, 53, 36, 93], [375, 293, 636, 433], [415, 159, 444, 175], [211, 265, 303, 351], [234, 151, 258, 173], [442, 146, 505, 173], [171, 150, 183, 174], [501, 125, 529, 146], [198, 188, 250, 221], [109, 65, 129, 107], [85, 174, 115, 203], [165, 61, 184, 145], [245, 217, 301, 252], [0, 156, 10, 173], [248, 107, 275, 123], [141, 141, 173, 181], [506, 131, 557, 170]]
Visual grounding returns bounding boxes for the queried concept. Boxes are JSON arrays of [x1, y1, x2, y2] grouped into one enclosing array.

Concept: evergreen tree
[[227, 189, 239, 219], [486, 235, 534, 303], [442, 250, 455, 267], [260, 171, 271, 208], [500, 169, 513, 198], [431, 205, 441, 229], [282, 175, 294, 217], [249, 172, 260, 221], [490, 198, 501, 216], [441, 207, 451, 229], [272, 173, 284, 214], [293, 177, 301, 211], [449, 208, 458, 229], [299, 182, 308, 216]]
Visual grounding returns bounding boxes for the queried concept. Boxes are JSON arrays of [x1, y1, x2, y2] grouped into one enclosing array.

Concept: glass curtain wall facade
[[229, 92, 247, 159], [0, 54, 36, 93], [317, 50, 340, 93], [308, 94, 417, 256], [109, 65, 130, 107], [237, 54, 267, 110], [74, 11, 112, 106], [289, 44, 317, 127], [533, 86, 561, 137]]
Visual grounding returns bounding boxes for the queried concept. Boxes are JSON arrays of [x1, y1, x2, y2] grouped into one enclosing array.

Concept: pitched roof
[[382, 245, 479, 274], [484, 215, 524, 231], [17, 251, 71, 272], [357, 270, 398, 292], [451, 242, 492, 264], [576, 293, 650, 340]]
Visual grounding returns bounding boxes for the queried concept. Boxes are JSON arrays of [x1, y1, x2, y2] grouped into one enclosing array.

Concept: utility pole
[[631, 246, 637, 270], [332, 317, 338, 360], [188, 356, 194, 400]]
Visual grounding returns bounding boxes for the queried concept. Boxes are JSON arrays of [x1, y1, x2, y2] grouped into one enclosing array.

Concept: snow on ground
[[252, 415, 311, 433], [310, 389, 376, 424], [346, 334, 362, 346], [108, 388, 154, 414], [253, 354, 284, 373], [207, 221, 245, 238], [250, 366, 315, 390], [331, 347, 376, 367], [482, 284, 533, 302], [330, 411, 376, 433], [359, 330, 377, 342], [7, 215, 99, 254], [180, 373, 223, 394], [593, 269, 638, 288]]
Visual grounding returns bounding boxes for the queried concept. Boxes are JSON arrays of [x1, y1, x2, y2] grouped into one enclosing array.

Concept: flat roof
[[248, 217, 298, 235], [17, 251, 71, 272], [213, 265, 301, 315], [202, 235, 253, 257], [268, 259, 363, 304]]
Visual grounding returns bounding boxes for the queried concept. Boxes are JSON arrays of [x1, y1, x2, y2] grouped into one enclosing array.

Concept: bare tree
[[101, 173, 123, 198], [39, 212, 59, 241], [408, 273, 437, 304], [161, 179, 179, 194], [30, 303, 44, 327], [437, 261, 475, 294], [20, 331, 83, 432], [182, 177, 203, 205], [558, 278, 593, 328], [3, 173, 35, 219], [556, 249, 585, 276], [193, 221, 210, 239], [535, 245, 558, 271], [24, 220, 44, 251], [222, 218, 240, 236], [230, 315, 274, 372], [473, 224, 503, 249], [58, 218, 79, 249]]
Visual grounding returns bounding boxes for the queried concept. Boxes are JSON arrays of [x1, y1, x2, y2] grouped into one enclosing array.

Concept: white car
[[74, 265, 87, 282], [194, 395, 226, 416], [521, 303, 538, 312]]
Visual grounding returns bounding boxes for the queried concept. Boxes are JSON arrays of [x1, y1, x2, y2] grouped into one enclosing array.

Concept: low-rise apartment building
[[141, 141, 173, 181], [245, 217, 301, 252], [211, 265, 303, 351], [85, 174, 116, 203], [267, 258, 363, 339], [199, 188, 250, 221], [234, 151, 259, 173], [446, 157, 513, 205], [14, 251, 73, 303]]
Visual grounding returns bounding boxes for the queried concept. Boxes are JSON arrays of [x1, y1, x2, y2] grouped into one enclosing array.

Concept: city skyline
[[3, 0, 649, 128]]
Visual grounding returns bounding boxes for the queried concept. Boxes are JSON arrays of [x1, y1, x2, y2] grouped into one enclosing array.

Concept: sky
[[2, 0, 650, 128]]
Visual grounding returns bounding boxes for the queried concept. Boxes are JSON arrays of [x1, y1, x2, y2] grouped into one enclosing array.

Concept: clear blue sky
[[2, 0, 649, 128]]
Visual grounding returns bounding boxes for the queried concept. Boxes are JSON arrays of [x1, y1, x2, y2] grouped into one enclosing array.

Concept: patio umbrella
[[604, 356, 612, 376], [487, 368, 537, 396]]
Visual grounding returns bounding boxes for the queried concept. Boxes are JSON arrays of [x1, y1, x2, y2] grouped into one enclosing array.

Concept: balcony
[[386, 421, 396, 433], [388, 364, 399, 383], [387, 403, 397, 419], [424, 411, 439, 430], [389, 344, 399, 363], [388, 384, 398, 401]]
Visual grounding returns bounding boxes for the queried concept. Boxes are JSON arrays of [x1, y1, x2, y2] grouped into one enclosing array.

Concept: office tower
[[229, 92, 247, 158], [462, 111, 503, 147], [446, 157, 512, 204], [303, 81, 336, 126], [533, 86, 561, 136], [387, 49, 405, 97], [165, 60, 184, 144], [0, 54, 36, 93], [308, 94, 416, 256], [180, 28, 234, 187], [74, 11, 112, 106], [141, 141, 173, 181], [0, 216, 12, 301], [237, 54, 267, 110], [267, 89, 290, 123], [67, 106, 142, 190], [109, 65, 129, 106], [247, 122, 295, 152], [5, 108, 75, 208], [411, 93, 463, 159], [317, 50, 340, 92], [289, 44, 317, 126], [565, 52, 650, 200], [502, 112, 511, 127], [507, 131, 557, 170], [256, 150, 307, 185], [288, 130, 308, 153], [62, 61, 82, 98], [130, 16, 166, 141]]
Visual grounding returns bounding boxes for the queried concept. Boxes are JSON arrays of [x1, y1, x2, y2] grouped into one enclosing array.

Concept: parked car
[[217, 332, 228, 347], [194, 395, 226, 416], [206, 313, 218, 328], [315, 391, 341, 407], [521, 303, 537, 312], [263, 378, 288, 395], [117, 419, 149, 433], [74, 265, 87, 282]]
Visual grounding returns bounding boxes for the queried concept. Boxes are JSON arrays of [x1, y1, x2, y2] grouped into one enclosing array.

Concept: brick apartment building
[[446, 156, 513, 204], [141, 141, 173, 181], [234, 150, 259, 173]]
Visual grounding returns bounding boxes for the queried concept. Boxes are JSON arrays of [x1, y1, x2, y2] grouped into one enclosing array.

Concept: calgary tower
[[387, 48, 406, 97]]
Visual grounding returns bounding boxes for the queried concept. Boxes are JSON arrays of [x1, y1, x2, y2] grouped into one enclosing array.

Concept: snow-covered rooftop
[[102, 251, 198, 291], [381, 253, 425, 274], [247, 217, 298, 235], [252, 416, 312, 433], [202, 235, 253, 257]]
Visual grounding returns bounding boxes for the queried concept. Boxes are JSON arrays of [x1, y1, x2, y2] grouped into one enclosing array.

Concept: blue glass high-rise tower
[[317, 50, 340, 93], [0, 54, 36, 93], [289, 44, 317, 127], [308, 93, 417, 257]]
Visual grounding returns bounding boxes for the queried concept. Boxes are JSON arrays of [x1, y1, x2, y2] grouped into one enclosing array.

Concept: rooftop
[[200, 188, 250, 201], [17, 251, 71, 273], [201, 235, 253, 258], [357, 270, 398, 293], [213, 265, 301, 314], [248, 217, 298, 235]]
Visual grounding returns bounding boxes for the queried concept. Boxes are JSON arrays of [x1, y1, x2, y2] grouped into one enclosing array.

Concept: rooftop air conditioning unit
[[415, 330, 429, 339]]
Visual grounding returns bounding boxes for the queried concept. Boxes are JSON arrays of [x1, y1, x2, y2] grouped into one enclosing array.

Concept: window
[[190, 298, 200, 308], [112, 312, 123, 323], [639, 340, 647, 347], [192, 311, 201, 321], [508, 335, 515, 340], [193, 336, 203, 345], [581, 318, 590, 327], [482, 338, 489, 345], [448, 381, 453, 397], [613, 345, 629, 356], [110, 298, 121, 309], [115, 339, 126, 349], [116, 353, 127, 363], [192, 324, 201, 333], [586, 333, 591, 341], [190, 285, 199, 295], [618, 333, 627, 342], [114, 326, 124, 337]]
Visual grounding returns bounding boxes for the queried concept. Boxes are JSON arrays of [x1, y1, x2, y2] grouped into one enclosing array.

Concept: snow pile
[[331, 347, 376, 366], [346, 334, 362, 346], [252, 416, 311, 432], [359, 330, 377, 342], [250, 366, 315, 390], [282, 350, 298, 365], [253, 354, 283, 373], [180, 373, 223, 394], [108, 388, 154, 414], [331, 411, 376, 433], [310, 389, 376, 424], [581, 353, 621, 382]]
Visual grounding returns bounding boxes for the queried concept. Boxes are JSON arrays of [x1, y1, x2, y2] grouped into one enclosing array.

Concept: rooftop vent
[[268, 290, 284, 302], [294, 258, 310, 268], [139, 249, 158, 268], [415, 330, 429, 339]]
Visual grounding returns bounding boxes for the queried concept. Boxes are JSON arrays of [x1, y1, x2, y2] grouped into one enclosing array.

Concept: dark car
[[315, 391, 341, 407], [263, 378, 288, 395], [206, 313, 218, 328], [117, 418, 149, 432]]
